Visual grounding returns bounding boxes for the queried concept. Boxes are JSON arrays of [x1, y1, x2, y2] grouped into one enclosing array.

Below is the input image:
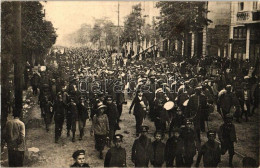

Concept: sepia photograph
[[1, 1, 260, 167]]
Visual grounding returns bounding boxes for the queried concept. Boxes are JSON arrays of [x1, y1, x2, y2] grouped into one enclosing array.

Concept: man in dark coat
[[67, 98, 79, 142], [151, 131, 165, 167], [195, 130, 221, 167], [104, 134, 126, 167], [218, 114, 237, 167], [105, 96, 119, 146], [165, 128, 185, 167], [71, 150, 90, 167], [181, 119, 197, 167], [53, 94, 66, 143], [77, 97, 90, 140], [131, 126, 154, 167], [169, 108, 186, 137], [186, 86, 207, 147], [129, 91, 149, 136]]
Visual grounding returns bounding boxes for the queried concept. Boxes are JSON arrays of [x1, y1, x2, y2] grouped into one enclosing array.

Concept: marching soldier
[[218, 113, 237, 167], [67, 98, 79, 142], [169, 108, 186, 137], [104, 134, 127, 167], [131, 126, 154, 167], [53, 94, 66, 143], [77, 97, 90, 140], [105, 96, 119, 146], [195, 130, 221, 167], [129, 90, 149, 137], [42, 96, 53, 132]]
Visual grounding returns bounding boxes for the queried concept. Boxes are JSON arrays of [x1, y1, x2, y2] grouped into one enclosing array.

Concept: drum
[[183, 99, 189, 107], [163, 101, 175, 110]]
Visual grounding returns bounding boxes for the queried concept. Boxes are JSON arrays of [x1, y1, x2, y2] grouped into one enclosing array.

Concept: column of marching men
[[31, 47, 259, 167]]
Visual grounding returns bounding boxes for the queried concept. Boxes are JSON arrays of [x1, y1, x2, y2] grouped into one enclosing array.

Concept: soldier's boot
[[79, 130, 83, 140], [229, 154, 233, 167], [67, 130, 70, 137], [72, 132, 75, 142]]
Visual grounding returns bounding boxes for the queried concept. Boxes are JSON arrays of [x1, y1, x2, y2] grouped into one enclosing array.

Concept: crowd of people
[[3, 46, 259, 167]]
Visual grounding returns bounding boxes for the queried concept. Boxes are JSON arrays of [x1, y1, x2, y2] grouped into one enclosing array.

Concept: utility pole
[[117, 1, 120, 59], [13, 2, 23, 118]]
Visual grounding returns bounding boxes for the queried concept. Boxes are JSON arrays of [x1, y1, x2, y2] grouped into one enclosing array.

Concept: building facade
[[229, 1, 260, 63]]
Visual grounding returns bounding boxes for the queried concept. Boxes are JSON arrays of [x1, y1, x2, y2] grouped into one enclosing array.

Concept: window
[[234, 28, 238, 38], [239, 2, 244, 11]]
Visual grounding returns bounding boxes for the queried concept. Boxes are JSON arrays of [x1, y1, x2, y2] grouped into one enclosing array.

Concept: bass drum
[[163, 101, 175, 111]]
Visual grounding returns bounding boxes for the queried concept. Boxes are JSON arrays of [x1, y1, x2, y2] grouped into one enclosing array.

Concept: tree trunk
[[13, 2, 23, 118]]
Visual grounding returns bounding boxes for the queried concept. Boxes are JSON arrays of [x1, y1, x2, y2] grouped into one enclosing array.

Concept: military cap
[[171, 128, 181, 133], [72, 150, 85, 159], [97, 102, 107, 110], [106, 95, 113, 101], [113, 134, 123, 142], [140, 125, 149, 132], [185, 119, 193, 125], [207, 130, 216, 137], [226, 84, 232, 88]]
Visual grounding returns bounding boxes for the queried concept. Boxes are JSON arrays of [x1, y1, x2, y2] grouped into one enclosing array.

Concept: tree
[[90, 19, 103, 48], [121, 3, 144, 45], [156, 2, 211, 39]]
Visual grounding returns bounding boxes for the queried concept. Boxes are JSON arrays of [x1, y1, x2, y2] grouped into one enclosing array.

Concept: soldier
[[195, 130, 221, 167], [53, 94, 66, 143], [115, 81, 126, 123], [67, 98, 79, 142], [77, 97, 90, 140], [218, 114, 237, 167], [131, 126, 154, 167], [151, 131, 165, 167], [42, 96, 53, 132], [71, 150, 90, 167], [104, 96, 119, 146], [104, 134, 127, 167], [129, 90, 149, 137], [165, 128, 185, 167], [186, 86, 207, 146], [90, 102, 109, 159], [181, 119, 197, 167]]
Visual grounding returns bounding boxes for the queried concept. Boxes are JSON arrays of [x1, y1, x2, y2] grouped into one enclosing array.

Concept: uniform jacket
[[131, 136, 154, 167], [130, 96, 149, 118], [53, 101, 66, 121], [77, 102, 89, 121], [91, 114, 109, 135], [105, 103, 119, 126], [187, 93, 207, 123], [151, 141, 165, 166], [104, 147, 126, 167], [67, 102, 79, 121]]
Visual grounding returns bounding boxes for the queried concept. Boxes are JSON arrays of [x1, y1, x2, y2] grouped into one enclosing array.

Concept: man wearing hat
[[165, 128, 185, 167], [218, 113, 237, 167], [131, 125, 154, 167], [195, 130, 221, 167], [181, 119, 197, 167], [104, 134, 126, 167], [90, 102, 109, 159], [77, 97, 90, 140], [186, 86, 207, 146], [53, 94, 67, 143], [71, 150, 90, 167], [151, 131, 165, 167], [105, 96, 119, 146]]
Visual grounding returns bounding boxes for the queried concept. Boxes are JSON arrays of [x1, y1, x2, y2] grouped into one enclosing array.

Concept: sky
[[43, 1, 158, 46]]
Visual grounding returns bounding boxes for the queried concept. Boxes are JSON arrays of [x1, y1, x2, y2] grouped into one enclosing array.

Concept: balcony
[[237, 11, 260, 24]]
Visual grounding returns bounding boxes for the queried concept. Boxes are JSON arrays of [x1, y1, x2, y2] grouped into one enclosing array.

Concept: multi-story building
[[229, 1, 260, 63]]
